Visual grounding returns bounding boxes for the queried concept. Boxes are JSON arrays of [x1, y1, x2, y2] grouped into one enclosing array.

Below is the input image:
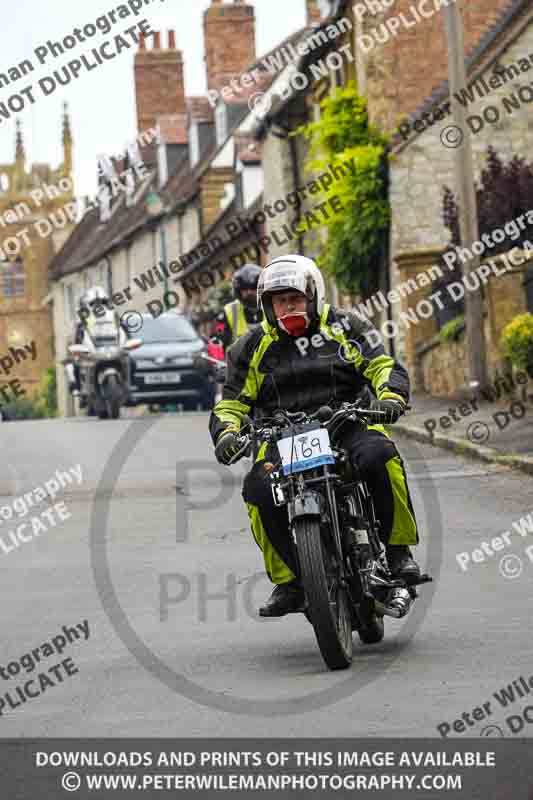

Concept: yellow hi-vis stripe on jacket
[[224, 300, 248, 342]]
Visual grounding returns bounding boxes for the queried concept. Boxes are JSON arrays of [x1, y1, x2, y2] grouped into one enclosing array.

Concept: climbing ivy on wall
[[295, 82, 390, 297]]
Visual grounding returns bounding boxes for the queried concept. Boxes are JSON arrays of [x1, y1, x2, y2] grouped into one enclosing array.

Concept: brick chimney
[[134, 30, 186, 135], [306, 0, 322, 25], [203, 0, 256, 93]]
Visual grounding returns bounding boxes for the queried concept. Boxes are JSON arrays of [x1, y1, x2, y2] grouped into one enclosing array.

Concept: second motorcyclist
[[212, 264, 263, 352]]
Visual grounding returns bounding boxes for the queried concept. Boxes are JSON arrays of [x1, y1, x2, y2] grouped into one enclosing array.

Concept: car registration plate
[[144, 372, 181, 384], [277, 427, 334, 475]]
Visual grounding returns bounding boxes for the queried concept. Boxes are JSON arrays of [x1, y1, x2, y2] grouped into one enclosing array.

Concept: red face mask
[[278, 312, 310, 337]]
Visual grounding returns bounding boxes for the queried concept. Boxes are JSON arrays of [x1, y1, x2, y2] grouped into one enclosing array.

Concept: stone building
[[255, 0, 531, 396], [387, 0, 533, 395], [49, 0, 295, 416], [0, 108, 74, 400]]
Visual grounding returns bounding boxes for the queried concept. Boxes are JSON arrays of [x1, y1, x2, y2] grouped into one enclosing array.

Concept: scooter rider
[[212, 264, 263, 351], [209, 255, 420, 617]]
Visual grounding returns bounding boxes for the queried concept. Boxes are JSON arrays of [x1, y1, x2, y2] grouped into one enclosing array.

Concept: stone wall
[[419, 337, 468, 399], [416, 252, 532, 398]]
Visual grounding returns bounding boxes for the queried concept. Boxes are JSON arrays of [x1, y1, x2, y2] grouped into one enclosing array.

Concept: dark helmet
[[232, 264, 262, 306]]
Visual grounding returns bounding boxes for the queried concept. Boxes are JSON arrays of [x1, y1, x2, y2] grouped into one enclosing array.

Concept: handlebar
[[227, 402, 397, 463]]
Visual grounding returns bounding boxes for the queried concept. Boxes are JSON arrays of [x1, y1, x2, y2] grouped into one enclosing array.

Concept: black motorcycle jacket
[[209, 303, 409, 445]]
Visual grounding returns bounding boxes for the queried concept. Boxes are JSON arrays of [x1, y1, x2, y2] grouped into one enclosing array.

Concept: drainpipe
[[272, 123, 304, 254], [288, 131, 305, 255], [381, 148, 395, 359]]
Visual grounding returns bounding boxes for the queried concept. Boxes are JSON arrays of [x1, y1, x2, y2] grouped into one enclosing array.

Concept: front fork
[[270, 468, 348, 585]]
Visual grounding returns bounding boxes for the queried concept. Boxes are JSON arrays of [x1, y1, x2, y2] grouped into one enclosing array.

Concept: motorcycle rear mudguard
[[97, 367, 122, 389]]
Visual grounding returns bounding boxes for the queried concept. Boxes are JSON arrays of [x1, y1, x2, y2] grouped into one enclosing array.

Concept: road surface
[[1, 412, 531, 738]]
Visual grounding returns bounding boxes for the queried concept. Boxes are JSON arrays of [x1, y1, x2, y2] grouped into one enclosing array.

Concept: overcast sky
[[0, 0, 306, 198]]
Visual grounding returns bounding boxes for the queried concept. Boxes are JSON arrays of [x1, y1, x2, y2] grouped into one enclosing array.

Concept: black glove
[[215, 431, 246, 465], [369, 399, 405, 424]]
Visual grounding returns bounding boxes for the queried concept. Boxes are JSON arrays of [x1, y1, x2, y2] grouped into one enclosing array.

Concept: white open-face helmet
[[85, 286, 109, 308], [257, 255, 326, 327]]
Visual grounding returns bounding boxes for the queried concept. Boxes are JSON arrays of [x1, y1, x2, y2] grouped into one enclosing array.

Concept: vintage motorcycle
[[227, 401, 432, 671], [66, 320, 142, 419]]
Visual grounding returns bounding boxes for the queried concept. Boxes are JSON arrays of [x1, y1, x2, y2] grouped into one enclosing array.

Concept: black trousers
[[241, 426, 418, 584]]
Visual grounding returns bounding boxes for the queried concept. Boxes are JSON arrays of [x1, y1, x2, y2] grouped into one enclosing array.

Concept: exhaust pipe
[[374, 588, 413, 619]]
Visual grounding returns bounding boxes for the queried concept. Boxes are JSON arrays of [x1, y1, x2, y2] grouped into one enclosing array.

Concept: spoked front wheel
[[295, 518, 352, 670]]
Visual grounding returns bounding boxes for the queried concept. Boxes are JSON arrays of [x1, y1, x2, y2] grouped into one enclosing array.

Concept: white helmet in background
[[84, 286, 109, 308], [257, 255, 326, 329]]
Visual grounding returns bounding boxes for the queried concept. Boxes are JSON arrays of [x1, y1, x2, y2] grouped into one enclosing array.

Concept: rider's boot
[[259, 579, 305, 617], [386, 545, 420, 582]]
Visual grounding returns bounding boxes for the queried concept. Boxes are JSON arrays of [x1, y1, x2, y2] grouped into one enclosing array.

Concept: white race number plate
[[277, 427, 334, 475], [144, 372, 182, 384]]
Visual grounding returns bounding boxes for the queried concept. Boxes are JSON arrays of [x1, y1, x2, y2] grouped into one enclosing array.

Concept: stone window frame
[[189, 122, 200, 167], [215, 103, 228, 147]]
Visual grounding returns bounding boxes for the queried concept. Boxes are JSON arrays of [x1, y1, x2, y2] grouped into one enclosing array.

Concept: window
[[1, 259, 24, 297], [99, 185, 111, 223], [157, 137, 168, 190], [189, 122, 200, 166], [215, 104, 228, 146], [65, 283, 75, 323]]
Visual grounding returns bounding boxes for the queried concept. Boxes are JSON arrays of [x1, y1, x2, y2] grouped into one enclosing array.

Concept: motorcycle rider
[[212, 264, 263, 351], [66, 290, 98, 395], [210, 255, 420, 617], [68, 287, 126, 394]]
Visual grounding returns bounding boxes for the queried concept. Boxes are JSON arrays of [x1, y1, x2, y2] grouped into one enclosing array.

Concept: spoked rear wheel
[[295, 518, 352, 670]]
